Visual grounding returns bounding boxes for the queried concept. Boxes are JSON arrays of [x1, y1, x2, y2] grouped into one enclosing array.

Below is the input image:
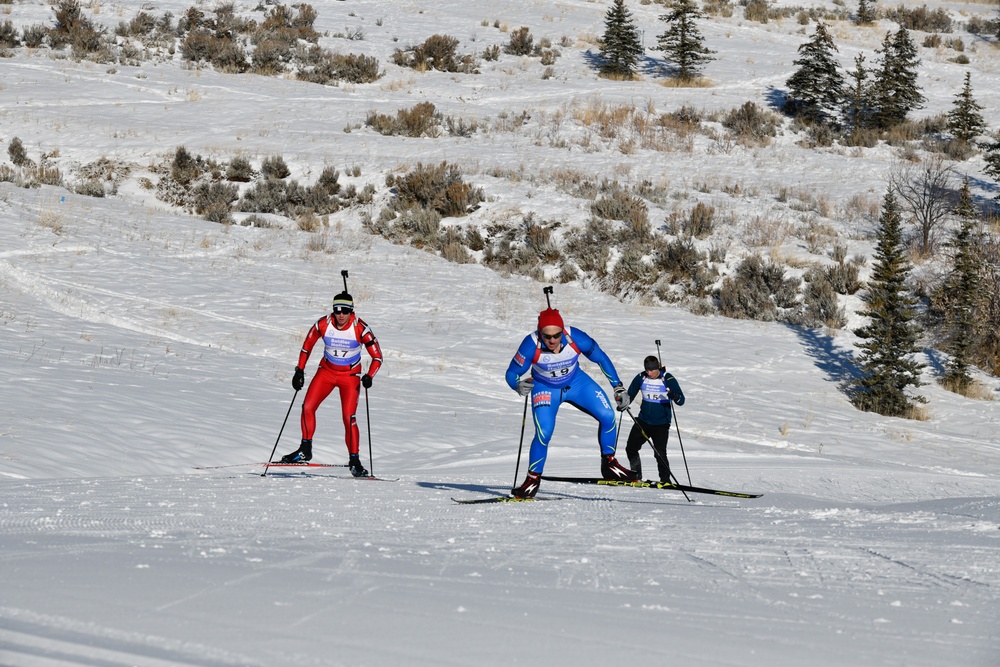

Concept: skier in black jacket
[[620, 355, 685, 482]]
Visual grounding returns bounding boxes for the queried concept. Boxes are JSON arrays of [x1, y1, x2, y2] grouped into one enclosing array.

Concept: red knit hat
[[537, 308, 564, 331]]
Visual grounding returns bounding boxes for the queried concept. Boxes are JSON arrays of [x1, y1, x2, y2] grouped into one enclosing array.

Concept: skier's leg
[[563, 374, 617, 456], [335, 373, 362, 456], [624, 423, 646, 479], [651, 424, 672, 482], [526, 387, 561, 474], [300, 367, 336, 441]]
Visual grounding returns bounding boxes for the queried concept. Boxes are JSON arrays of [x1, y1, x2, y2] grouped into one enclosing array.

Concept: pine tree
[[984, 132, 1000, 188], [871, 28, 925, 129], [844, 53, 874, 131], [856, 0, 877, 25], [600, 0, 644, 79], [850, 191, 925, 417], [946, 72, 987, 145], [785, 22, 845, 126], [942, 178, 982, 391], [656, 0, 716, 82]]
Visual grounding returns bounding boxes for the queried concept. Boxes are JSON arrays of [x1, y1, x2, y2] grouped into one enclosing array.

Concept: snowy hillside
[[2, 0, 1000, 665]]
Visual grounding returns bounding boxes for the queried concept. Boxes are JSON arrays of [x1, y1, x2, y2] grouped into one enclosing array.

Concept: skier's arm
[[627, 372, 643, 400], [504, 335, 536, 390], [572, 328, 622, 386], [664, 373, 685, 406], [296, 317, 327, 369], [357, 319, 383, 377]]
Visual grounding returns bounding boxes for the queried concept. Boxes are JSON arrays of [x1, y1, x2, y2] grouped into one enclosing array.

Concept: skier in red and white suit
[[280, 291, 382, 476]]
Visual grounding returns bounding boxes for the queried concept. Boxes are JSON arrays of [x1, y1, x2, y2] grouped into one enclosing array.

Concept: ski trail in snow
[[0, 608, 261, 667], [0, 259, 294, 356]]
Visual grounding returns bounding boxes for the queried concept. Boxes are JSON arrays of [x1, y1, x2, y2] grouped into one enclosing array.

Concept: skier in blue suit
[[505, 306, 637, 498]]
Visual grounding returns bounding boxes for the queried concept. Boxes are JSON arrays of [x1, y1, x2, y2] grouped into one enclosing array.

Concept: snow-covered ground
[[2, 0, 1000, 665], [3, 182, 999, 666]]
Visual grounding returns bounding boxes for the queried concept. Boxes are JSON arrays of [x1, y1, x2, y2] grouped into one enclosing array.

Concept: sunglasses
[[333, 306, 353, 314], [541, 332, 562, 340]]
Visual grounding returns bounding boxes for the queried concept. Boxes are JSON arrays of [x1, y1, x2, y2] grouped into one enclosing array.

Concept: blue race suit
[[505, 327, 622, 474]]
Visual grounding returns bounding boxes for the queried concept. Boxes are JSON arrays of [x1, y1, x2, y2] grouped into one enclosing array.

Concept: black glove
[[361, 374, 373, 389], [292, 367, 305, 391]]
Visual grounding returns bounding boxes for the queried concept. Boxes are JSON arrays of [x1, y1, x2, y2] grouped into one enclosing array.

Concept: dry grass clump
[[940, 376, 994, 400], [569, 98, 698, 153]]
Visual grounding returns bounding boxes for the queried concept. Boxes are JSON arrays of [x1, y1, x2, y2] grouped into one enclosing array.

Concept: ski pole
[[341, 269, 349, 291], [670, 402, 692, 486], [624, 407, 690, 502], [262, 389, 299, 477], [512, 392, 529, 491], [364, 384, 373, 477], [543, 285, 553, 308]]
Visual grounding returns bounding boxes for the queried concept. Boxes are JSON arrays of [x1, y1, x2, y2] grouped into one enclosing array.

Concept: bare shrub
[[604, 245, 654, 298], [843, 128, 879, 148], [505, 26, 533, 56], [22, 24, 48, 48], [887, 4, 952, 33], [261, 154, 290, 180], [654, 237, 706, 283], [0, 20, 20, 48], [717, 255, 800, 321], [238, 178, 288, 214], [392, 161, 484, 217], [482, 44, 500, 61], [964, 15, 996, 35], [7, 137, 29, 167], [592, 189, 648, 229], [366, 101, 441, 137], [50, 0, 104, 54], [24, 165, 64, 187], [796, 268, 847, 328], [722, 101, 780, 146], [226, 155, 255, 182], [686, 202, 715, 239], [825, 259, 862, 294], [192, 181, 238, 223], [74, 180, 105, 198], [393, 34, 477, 73], [297, 47, 382, 84], [566, 217, 614, 274], [171, 146, 201, 186], [742, 214, 789, 248], [297, 209, 323, 232], [252, 38, 291, 75], [743, 0, 770, 24]]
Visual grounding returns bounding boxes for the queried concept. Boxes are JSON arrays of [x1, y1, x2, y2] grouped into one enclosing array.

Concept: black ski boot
[[280, 439, 312, 463], [627, 453, 643, 480], [348, 454, 369, 477]]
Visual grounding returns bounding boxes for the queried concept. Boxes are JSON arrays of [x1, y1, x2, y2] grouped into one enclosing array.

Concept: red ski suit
[[297, 313, 382, 455]]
